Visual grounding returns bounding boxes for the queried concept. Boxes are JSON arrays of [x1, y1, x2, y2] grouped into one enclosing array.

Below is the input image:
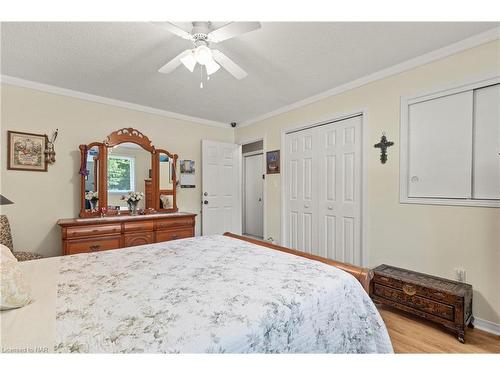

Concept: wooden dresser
[[370, 264, 473, 343], [57, 212, 196, 256]]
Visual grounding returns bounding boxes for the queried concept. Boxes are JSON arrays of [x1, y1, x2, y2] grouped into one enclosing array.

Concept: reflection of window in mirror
[[159, 154, 173, 190], [108, 155, 135, 193], [85, 159, 96, 191]]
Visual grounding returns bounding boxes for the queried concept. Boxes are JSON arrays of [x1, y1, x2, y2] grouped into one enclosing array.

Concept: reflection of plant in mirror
[[85, 191, 98, 201], [108, 156, 134, 192]]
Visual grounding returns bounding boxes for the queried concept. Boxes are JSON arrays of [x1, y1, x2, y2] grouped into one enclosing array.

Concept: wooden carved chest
[[370, 264, 473, 343]]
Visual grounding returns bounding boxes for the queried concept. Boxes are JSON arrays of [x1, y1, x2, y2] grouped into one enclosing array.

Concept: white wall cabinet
[[401, 78, 500, 207], [473, 84, 500, 200], [408, 91, 473, 199]]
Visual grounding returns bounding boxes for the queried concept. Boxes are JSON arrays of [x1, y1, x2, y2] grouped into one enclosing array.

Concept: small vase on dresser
[[127, 201, 138, 215], [121, 192, 144, 216]]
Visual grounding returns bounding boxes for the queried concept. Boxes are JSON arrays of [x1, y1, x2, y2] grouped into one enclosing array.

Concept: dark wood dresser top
[[373, 264, 472, 296]]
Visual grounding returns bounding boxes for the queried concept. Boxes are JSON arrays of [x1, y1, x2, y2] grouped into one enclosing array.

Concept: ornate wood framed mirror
[[79, 128, 178, 217]]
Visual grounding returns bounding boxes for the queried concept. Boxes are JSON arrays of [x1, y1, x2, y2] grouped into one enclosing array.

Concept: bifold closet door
[[316, 116, 362, 265], [285, 116, 362, 264], [284, 127, 318, 253]]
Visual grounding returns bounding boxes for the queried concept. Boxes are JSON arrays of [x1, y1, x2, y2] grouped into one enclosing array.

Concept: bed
[[1, 233, 393, 353]]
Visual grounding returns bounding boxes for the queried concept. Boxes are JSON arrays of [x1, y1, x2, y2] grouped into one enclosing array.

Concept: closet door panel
[[408, 91, 473, 198], [285, 128, 318, 253], [473, 84, 500, 200], [317, 116, 362, 265]]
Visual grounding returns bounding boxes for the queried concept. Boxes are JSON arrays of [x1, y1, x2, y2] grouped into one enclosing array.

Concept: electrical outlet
[[454, 268, 466, 282]]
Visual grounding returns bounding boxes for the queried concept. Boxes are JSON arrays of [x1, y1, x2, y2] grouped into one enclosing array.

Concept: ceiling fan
[[155, 21, 261, 84]]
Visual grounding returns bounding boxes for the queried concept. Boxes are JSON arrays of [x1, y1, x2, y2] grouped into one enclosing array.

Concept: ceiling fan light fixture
[[194, 45, 213, 65], [205, 59, 220, 75], [180, 51, 196, 72]]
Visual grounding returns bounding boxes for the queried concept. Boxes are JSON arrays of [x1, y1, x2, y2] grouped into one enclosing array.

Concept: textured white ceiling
[[1, 22, 498, 125]]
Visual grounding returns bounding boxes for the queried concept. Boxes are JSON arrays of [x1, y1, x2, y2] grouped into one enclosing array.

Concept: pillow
[[160, 194, 171, 209], [1, 244, 33, 310]]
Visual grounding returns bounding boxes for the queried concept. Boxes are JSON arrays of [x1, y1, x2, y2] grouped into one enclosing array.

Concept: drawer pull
[[172, 235, 179, 239], [89, 245, 101, 252], [403, 284, 416, 296]]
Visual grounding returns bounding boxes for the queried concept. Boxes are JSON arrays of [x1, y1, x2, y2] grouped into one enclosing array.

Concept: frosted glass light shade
[[180, 51, 196, 72], [205, 59, 220, 75]]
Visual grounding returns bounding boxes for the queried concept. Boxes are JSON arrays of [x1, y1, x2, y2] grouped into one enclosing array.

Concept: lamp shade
[[0, 194, 14, 205]]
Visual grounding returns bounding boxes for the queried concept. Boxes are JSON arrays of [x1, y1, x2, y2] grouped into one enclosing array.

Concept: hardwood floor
[[378, 305, 500, 353]]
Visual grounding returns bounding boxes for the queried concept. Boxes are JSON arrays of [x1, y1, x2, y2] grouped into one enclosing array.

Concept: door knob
[[258, 198, 262, 202], [203, 200, 209, 205], [204, 192, 208, 196]]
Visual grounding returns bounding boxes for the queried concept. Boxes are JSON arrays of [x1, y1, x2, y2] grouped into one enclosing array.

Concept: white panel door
[[284, 127, 318, 253], [317, 116, 362, 265], [244, 154, 264, 237], [473, 84, 500, 200], [201, 140, 241, 235], [408, 91, 473, 198]]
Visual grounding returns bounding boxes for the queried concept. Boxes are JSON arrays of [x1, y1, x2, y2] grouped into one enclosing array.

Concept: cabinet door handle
[[327, 206, 333, 210], [304, 204, 310, 208]]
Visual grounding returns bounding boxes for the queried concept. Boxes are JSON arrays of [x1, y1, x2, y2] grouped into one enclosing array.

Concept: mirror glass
[[84, 146, 100, 212], [159, 193, 174, 209], [159, 152, 174, 210], [159, 153, 173, 190], [106, 142, 151, 212]]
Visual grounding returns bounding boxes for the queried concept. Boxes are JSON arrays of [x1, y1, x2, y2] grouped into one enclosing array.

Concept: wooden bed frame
[[223, 233, 373, 293]]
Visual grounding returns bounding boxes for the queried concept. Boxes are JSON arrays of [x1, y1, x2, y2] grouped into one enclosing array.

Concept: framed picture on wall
[[7, 131, 48, 172], [266, 150, 280, 174]]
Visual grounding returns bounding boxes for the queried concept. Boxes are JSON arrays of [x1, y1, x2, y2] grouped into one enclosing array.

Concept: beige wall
[[235, 40, 500, 325], [0, 84, 234, 257]]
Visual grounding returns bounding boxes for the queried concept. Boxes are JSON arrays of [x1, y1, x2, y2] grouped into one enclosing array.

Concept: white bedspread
[[1, 235, 392, 353]]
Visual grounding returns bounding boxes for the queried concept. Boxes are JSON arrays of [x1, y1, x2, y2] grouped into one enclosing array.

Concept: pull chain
[[200, 65, 203, 88]]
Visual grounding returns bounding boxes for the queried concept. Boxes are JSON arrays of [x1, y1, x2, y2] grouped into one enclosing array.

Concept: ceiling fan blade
[[212, 50, 247, 79], [158, 50, 192, 74], [153, 22, 193, 40], [208, 22, 261, 43]]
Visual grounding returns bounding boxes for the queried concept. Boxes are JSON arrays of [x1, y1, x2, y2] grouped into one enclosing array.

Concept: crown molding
[[239, 26, 500, 127], [0, 75, 229, 129]]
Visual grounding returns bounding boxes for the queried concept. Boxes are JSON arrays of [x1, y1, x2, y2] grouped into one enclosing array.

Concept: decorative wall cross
[[374, 132, 394, 164]]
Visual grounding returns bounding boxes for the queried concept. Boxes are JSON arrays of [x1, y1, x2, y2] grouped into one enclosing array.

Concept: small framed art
[[7, 131, 48, 172], [266, 150, 280, 174]]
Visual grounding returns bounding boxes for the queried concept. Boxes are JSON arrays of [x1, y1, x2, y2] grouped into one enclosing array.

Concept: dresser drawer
[[373, 283, 454, 321], [156, 228, 193, 242], [124, 232, 154, 247], [123, 220, 154, 232], [156, 217, 194, 230], [66, 236, 121, 255], [66, 224, 121, 238]]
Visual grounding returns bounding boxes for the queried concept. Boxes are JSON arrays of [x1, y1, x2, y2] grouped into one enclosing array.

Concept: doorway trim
[[239, 137, 267, 241], [280, 109, 369, 267]]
